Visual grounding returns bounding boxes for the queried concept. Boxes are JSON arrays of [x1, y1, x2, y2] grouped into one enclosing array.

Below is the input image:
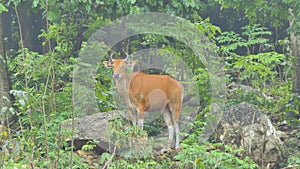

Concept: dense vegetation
[[0, 0, 299, 168]]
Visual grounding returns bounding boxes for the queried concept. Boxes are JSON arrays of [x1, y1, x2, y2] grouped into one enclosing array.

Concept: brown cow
[[103, 54, 183, 149]]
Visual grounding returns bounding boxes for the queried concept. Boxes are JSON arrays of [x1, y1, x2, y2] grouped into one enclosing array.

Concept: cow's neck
[[115, 76, 129, 95]]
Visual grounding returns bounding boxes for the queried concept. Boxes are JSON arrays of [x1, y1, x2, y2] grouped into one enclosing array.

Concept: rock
[[61, 110, 170, 157], [215, 102, 285, 168], [62, 111, 121, 154]]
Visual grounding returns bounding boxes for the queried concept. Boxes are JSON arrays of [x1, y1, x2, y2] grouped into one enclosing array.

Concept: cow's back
[[127, 72, 183, 112]]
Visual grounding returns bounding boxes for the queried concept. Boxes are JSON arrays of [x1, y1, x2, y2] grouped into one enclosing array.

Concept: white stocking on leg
[[174, 122, 180, 149], [138, 119, 144, 130]]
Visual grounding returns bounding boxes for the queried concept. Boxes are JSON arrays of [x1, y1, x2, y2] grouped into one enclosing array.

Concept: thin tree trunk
[[0, 12, 13, 125], [293, 36, 300, 95], [289, 8, 300, 96]]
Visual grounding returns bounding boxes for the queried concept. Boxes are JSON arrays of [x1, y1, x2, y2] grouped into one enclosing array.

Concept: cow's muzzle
[[113, 73, 121, 80]]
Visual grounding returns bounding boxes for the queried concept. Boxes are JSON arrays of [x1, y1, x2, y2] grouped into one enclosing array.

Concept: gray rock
[[62, 111, 122, 154], [61, 110, 167, 157], [216, 102, 286, 168]]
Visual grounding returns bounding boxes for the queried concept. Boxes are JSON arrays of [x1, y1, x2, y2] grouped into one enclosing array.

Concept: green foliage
[[175, 143, 258, 169], [287, 151, 300, 167], [4, 46, 77, 167], [219, 25, 300, 133], [216, 0, 291, 28], [108, 157, 162, 169], [193, 67, 211, 109], [3, 111, 88, 168], [0, 2, 8, 13], [99, 152, 111, 165], [233, 52, 286, 87], [106, 118, 154, 159], [195, 17, 222, 40], [8, 48, 74, 115], [95, 63, 115, 112], [216, 31, 243, 52], [226, 50, 297, 115], [217, 24, 272, 54], [82, 141, 96, 151]]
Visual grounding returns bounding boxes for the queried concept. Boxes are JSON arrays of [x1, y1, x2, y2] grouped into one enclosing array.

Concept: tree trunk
[[292, 36, 300, 95], [18, 1, 44, 53], [0, 12, 13, 125], [2, 7, 17, 51], [289, 8, 300, 96]]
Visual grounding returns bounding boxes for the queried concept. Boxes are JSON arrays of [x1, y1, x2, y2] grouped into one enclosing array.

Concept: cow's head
[[103, 53, 135, 80]]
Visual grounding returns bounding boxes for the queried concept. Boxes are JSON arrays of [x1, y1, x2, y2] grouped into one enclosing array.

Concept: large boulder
[[61, 110, 169, 157], [215, 102, 285, 168], [62, 111, 121, 154]]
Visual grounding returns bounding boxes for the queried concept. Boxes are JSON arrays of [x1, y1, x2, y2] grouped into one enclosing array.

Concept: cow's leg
[[126, 104, 138, 125], [174, 122, 180, 149], [137, 106, 145, 130], [168, 100, 182, 149], [162, 107, 175, 149]]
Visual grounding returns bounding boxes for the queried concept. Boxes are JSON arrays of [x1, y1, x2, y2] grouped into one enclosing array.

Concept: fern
[[217, 24, 272, 54]]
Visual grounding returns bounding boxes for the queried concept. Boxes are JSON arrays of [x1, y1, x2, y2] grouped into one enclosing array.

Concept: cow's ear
[[103, 61, 113, 68], [127, 61, 135, 67]]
